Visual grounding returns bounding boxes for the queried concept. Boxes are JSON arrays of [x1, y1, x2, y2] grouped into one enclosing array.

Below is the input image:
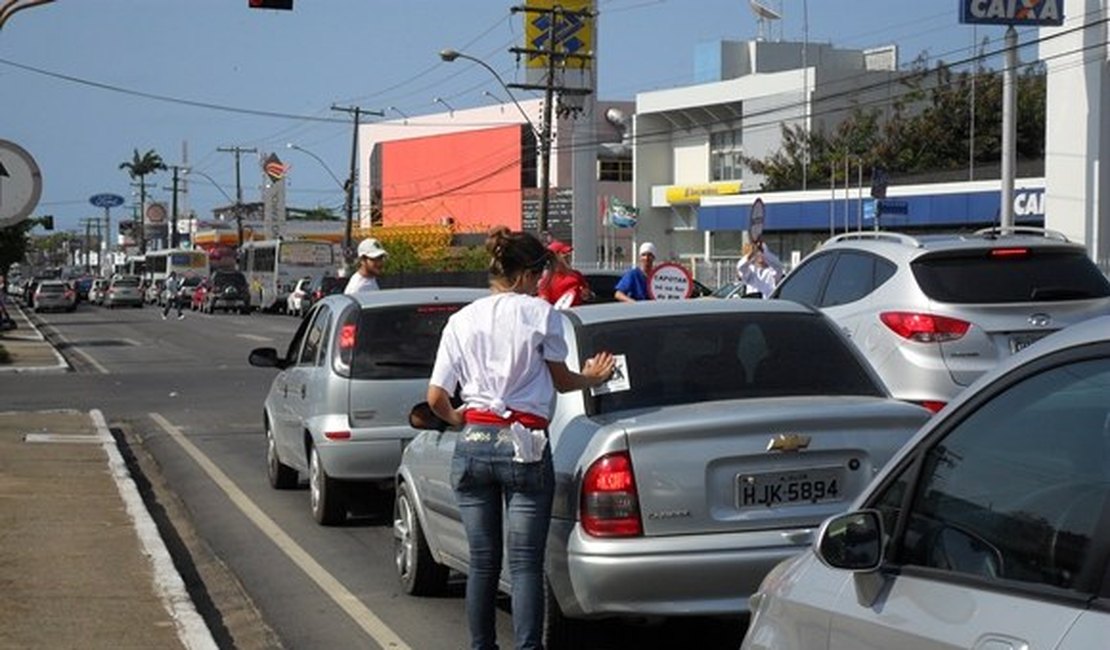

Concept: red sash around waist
[[463, 409, 549, 430]]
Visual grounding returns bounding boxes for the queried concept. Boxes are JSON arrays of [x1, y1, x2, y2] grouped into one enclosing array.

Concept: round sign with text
[[749, 198, 765, 242], [648, 262, 693, 300]]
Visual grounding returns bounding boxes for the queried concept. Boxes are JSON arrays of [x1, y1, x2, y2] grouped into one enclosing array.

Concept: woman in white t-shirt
[[427, 227, 614, 650]]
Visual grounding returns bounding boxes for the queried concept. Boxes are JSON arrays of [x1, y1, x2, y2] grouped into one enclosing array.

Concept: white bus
[[241, 239, 339, 312], [144, 248, 210, 284]]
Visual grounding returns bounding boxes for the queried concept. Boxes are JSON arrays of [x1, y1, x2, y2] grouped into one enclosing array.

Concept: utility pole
[[217, 146, 257, 252], [164, 165, 187, 249], [331, 104, 384, 263], [509, 3, 593, 237]]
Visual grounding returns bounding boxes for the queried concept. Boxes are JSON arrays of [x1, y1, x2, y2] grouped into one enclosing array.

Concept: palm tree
[[119, 148, 167, 255]]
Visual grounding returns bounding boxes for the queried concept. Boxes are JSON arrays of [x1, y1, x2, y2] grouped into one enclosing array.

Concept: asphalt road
[[15, 300, 748, 650]]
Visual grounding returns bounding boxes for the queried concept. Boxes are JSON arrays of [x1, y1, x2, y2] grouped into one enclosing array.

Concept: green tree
[[0, 219, 36, 283], [118, 148, 167, 255]]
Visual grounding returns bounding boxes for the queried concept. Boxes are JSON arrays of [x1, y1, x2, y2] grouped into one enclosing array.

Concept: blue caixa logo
[[960, 0, 1065, 27]]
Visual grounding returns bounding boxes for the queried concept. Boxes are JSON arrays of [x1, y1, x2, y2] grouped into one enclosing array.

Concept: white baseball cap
[[357, 238, 387, 259], [638, 242, 657, 257]]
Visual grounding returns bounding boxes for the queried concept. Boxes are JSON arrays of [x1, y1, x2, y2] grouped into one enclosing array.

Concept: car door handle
[[300, 384, 306, 399], [282, 383, 288, 398]]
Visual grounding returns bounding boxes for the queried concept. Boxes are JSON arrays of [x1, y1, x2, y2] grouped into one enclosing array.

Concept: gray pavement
[[0, 300, 216, 649]]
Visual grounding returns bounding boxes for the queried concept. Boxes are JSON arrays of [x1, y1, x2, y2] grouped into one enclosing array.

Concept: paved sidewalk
[[0, 408, 216, 649], [0, 299, 68, 373]]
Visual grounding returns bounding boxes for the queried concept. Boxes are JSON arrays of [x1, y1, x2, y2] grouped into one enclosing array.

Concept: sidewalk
[[0, 299, 68, 373], [0, 409, 216, 649]]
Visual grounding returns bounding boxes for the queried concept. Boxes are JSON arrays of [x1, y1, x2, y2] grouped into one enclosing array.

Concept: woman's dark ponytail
[[485, 227, 549, 282]]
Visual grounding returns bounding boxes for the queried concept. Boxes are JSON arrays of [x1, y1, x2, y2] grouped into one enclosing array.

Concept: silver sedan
[[393, 299, 932, 648]]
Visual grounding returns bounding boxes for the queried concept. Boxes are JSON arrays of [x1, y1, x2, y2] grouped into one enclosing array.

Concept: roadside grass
[[0, 344, 10, 364]]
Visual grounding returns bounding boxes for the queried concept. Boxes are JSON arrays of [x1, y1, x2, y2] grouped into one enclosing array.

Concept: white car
[[285, 277, 312, 317], [742, 314, 1110, 650]]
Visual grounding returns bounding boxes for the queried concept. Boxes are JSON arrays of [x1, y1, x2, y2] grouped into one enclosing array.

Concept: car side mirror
[[248, 347, 287, 370], [408, 402, 450, 432], [816, 510, 883, 572]]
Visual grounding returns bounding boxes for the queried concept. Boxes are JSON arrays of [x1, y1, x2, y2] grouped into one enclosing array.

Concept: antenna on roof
[[749, 0, 782, 42]]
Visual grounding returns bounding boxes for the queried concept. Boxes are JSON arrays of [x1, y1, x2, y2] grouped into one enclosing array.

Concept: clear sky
[[1, 0, 1022, 235]]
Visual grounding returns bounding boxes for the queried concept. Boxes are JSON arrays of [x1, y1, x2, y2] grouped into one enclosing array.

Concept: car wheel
[[393, 481, 448, 596], [309, 444, 345, 525], [266, 422, 298, 489], [544, 577, 592, 650]]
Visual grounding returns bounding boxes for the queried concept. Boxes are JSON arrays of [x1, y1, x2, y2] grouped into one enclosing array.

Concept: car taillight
[[917, 400, 947, 414], [581, 452, 642, 538], [339, 324, 357, 350], [312, 290, 323, 301], [324, 430, 351, 441], [880, 311, 970, 343], [990, 247, 1030, 258]]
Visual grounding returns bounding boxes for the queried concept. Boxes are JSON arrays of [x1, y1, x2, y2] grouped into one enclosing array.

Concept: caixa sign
[[1014, 189, 1045, 218], [960, 0, 1064, 26]]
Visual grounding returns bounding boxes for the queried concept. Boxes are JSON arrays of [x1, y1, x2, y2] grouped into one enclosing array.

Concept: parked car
[[285, 276, 313, 317], [74, 276, 95, 301], [248, 287, 488, 525], [144, 279, 165, 305], [88, 278, 110, 305], [104, 275, 144, 308], [174, 275, 203, 306], [710, 280, 747, 299], [201, 270, 250, 314], [582, 269, 713, 304], [306, 274, 347, 310], [742, 313, 1110, 650], [32, 280, 77, 312], [772, 227, 1110, 412], [394, 299, 932, 647]]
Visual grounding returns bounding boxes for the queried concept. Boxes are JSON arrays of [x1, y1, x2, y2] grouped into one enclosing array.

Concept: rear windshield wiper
[[372, 360, 434, 369]]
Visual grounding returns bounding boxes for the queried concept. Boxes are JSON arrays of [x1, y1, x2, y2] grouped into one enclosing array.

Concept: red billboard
[[381, 125, 524, 231]]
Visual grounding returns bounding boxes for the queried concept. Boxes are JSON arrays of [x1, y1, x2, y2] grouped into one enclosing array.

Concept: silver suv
[[772, 227, 1110, 411]]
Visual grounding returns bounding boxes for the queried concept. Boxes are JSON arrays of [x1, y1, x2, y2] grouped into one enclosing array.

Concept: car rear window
[[38, 283, 65, 293], [113, 278, 140, 287], [213, 273, 247, 288], [349, 303, 465, 380], [912, 249, 1110, 303], [581, 312, 883, 415], [320, 277, 345, 293]]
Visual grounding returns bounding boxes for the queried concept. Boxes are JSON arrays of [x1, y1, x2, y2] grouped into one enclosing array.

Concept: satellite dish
[[748, 0, 782, 41], [748, 0, 781, 20]]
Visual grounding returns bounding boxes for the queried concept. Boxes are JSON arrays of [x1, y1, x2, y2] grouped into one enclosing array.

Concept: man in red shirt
[[538, 240, 592, 308]]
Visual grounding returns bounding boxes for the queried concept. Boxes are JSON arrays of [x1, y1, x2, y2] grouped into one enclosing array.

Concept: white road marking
[[148, 412, 411, 650], [236, 334, 272, 342], [92, 410, 217, 650], [71, 344, 111, 375]]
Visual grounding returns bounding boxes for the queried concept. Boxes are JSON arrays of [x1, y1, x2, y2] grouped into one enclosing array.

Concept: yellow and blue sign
[[960, 0, 1064, 27], [524, 0, 594, 69]]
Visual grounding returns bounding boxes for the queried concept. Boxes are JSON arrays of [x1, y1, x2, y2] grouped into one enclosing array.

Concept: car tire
[[309, 444, 345, 525], [266, 421, 298, 490], [544, 577, 592, 650], [393, 481, 448, 596]]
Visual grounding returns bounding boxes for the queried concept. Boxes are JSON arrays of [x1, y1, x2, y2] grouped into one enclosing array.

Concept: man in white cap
[[344, 237, 388, 294], [614, 241, 656, 302]]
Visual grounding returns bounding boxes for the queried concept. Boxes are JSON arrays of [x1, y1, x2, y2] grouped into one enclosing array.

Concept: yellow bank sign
[[524, 0, 594, 69], [665, 181, 742, 206]]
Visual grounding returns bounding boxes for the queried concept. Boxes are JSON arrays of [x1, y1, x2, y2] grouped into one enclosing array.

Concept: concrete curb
[[92, 409, 218, 650], [0, 300, 70, 373]]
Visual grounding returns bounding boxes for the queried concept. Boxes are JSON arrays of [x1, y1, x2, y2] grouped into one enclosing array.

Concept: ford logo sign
[[1029, 313, 1052, 328]]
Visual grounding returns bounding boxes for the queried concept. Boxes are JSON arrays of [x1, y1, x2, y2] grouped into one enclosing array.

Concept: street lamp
[[433, 97, 455, 117], [439, 47, 550, 235], [387, 106, 409, 124], [286, 143, 346, 192], [185, 168, 243, 254]]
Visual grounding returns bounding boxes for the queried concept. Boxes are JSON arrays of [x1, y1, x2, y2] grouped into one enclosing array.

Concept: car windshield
[[912, 249, 1110, 303], [580, 312, 883, 415], [320, 277, 344, 292], [349, 303, 466, 380], [213, 273, 247, 288]]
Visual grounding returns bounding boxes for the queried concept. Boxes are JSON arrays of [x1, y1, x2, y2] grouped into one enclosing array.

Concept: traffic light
[[249, 0, 293, 9], [41, 215, 54, 230]]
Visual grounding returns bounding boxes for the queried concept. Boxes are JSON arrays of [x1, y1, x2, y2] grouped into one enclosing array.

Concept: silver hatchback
[[104, 275, 144, 308], [743, 315, 1110, 650], [773, 227, 1110, 411], [249, 287, 487, 525], [394, 299, 932, 648]]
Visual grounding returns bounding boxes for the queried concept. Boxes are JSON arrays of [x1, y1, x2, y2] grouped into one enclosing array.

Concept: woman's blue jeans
[[451, 424, 555, 650]]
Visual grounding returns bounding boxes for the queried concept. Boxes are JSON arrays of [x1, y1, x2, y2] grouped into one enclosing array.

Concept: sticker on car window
[[591, 354, 631, 396]]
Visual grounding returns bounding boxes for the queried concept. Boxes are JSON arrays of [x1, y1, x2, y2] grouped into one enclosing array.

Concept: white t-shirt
[[736, 247, 784, 298], [344, 272, 379, 294], [430, 292, 568, 419]]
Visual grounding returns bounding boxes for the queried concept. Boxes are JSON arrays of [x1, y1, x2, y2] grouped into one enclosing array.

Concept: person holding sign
[[426, 227, 615, 650], [736, 240, 785, 299], [538, 240, 591, 308], [614, 241, 657, 302]]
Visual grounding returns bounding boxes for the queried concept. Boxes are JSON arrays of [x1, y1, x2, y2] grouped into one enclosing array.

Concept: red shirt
[[539, 269, 590, 307]]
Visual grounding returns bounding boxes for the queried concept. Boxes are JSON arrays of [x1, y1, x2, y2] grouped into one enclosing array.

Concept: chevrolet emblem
[[767, 434, 811, 453]]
